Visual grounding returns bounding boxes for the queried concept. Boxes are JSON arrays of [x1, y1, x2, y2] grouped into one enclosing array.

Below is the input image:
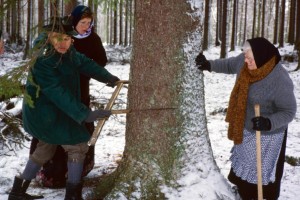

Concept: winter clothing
[[251, 116, 271, 131], [23, 45, 114, 145], [65, 182, 83, 200], [21, 159, 41, 181], [226, 56, 277, 144], [8, 176, 44, 199], [209, 53, 296, 141], [9, 19, 118, 199], [197, 37, 296, 199], [195, 52, 211, 71], [43, 16, 77, 36], [71, 5, 93, 28], [29, 5, 109, 188], [247, 37, 281, 68], [85, 109, 112, 122], [73, 31, 108, 104]]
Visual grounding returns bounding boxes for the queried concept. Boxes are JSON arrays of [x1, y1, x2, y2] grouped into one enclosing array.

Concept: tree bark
[[220, 0, 228, 58], [93, 1, 235, 199]]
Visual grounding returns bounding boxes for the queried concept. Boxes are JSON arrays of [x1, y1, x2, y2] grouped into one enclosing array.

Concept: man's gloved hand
[[195, 52, 211, 71], [107, 75, 120, 88], [251, 116, 271, 131], [85, 110, 112, 122]]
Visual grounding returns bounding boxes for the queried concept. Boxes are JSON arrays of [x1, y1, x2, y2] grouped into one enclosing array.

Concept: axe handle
[[88, 80, 129, 146], [254, 104, 263, 200]]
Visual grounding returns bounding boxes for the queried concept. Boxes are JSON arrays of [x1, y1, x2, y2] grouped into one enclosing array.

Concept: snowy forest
[[0, 0, 300, 200]]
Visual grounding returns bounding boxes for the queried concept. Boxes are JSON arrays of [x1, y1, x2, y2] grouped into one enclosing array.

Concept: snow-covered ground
[[0, 45, 299, 199]]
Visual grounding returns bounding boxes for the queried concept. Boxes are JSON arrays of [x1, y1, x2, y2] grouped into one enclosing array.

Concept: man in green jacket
[[8, 17, 120, 200]]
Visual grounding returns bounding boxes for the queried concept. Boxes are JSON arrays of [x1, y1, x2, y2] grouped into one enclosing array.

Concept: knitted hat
[[247, 37, 281, 68], [71, 5, 93, 27], [43, 16, 77, 36]]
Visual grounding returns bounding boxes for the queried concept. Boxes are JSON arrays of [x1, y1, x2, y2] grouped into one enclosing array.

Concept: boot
[[64, 182, 83, 200], [8, 176, 44, 200]]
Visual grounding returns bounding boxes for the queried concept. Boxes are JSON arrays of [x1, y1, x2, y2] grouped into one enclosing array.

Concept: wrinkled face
[[49, 32, 72, 54], [75, 17, 92, 34], [244, 49, 257, 70]]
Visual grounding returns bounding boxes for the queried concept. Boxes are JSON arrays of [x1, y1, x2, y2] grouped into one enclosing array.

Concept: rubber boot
[[8, 176, 44, 200], [64, 182, 83, 200]]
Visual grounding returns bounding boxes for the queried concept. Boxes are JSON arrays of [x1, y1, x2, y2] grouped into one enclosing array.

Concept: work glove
[[195, 52, 211, 72], [85, 109, 112, 122], [107, 75, 120, 88], [251, 116, 271, 131]]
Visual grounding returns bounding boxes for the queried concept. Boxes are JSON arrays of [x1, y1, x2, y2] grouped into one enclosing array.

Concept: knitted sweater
[[209, 53, 297, 135]]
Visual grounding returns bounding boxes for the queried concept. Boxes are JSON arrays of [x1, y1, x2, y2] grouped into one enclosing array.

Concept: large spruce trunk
[[94, 1, 235, 199]]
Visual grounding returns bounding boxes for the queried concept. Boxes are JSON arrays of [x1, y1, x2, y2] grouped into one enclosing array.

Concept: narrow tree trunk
[[93, 1, 235, 199], [220, 0, 228, 58], [202, 0, 210, 51], [279, 0, 285, 47], [273, 0, 279, 44]]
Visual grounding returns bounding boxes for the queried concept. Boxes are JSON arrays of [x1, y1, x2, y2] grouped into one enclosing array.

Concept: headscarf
[[225, 37, 281, 144], [71, 5, 94, 39]]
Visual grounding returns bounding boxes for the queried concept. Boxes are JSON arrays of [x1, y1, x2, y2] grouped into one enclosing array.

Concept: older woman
[[195, 37, 296, 200]]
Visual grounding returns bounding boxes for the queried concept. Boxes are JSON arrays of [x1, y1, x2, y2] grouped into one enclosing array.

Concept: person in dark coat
[[30, 5, 110, 188], [195, 37, 296, 200], [8, 17, 119, 200]]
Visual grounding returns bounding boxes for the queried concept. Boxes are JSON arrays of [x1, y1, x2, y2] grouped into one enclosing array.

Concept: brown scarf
[[225, 56, 276, 144]]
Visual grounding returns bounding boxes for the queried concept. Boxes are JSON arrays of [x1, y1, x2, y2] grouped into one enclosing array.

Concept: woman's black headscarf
[[247, 37, 281, 68]]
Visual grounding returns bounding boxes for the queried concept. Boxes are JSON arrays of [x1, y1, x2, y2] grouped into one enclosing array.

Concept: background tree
[[64, 0, 78, 16], [279, 0, 286, 47], [261, 0, 266, 37], [230, 0, 237, 51], [202, 0, 210, 51], [296, 0, 300, 71], [220, 0, 228, 58], [273, 0, 279, 44], [215, 0, 221, 46], [252, 0, 257, 38], [243, 0, 247, 44], [23, 0, 32, 59], [288, 0, 296, 44], [92, 0, 234, 199]]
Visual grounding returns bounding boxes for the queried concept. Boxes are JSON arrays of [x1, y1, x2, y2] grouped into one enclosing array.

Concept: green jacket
[[23, 46, 114, 145]]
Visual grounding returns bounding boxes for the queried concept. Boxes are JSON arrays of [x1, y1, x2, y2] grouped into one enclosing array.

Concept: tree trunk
[[252, 0, 257, 38], [261, 0, 266, 37], [273, 0, 279, 44], [279, 0, 285, 47], [243, 0, 247, 44], [23, 0, 32, 59], [202, 0, 210, 51], [93, 1, 235, 199], [64, 0, 77, 15], [119, 0, 123, 45], [220, 0, 228, 58], [288, 0, 296, 44], [230, 0, 237, 51]]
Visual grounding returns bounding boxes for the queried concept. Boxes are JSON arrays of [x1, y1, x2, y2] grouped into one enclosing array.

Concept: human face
[[75, 18, 92, 34], [49, 32, 72, 54], [244, 50, 257, 70]]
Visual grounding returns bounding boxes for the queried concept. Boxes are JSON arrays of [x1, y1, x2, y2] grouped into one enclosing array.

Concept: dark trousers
[[228, 130, 287, 200]]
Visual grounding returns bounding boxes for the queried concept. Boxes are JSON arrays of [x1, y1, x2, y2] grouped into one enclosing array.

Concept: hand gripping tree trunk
[[94, 1, 236, 199]]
